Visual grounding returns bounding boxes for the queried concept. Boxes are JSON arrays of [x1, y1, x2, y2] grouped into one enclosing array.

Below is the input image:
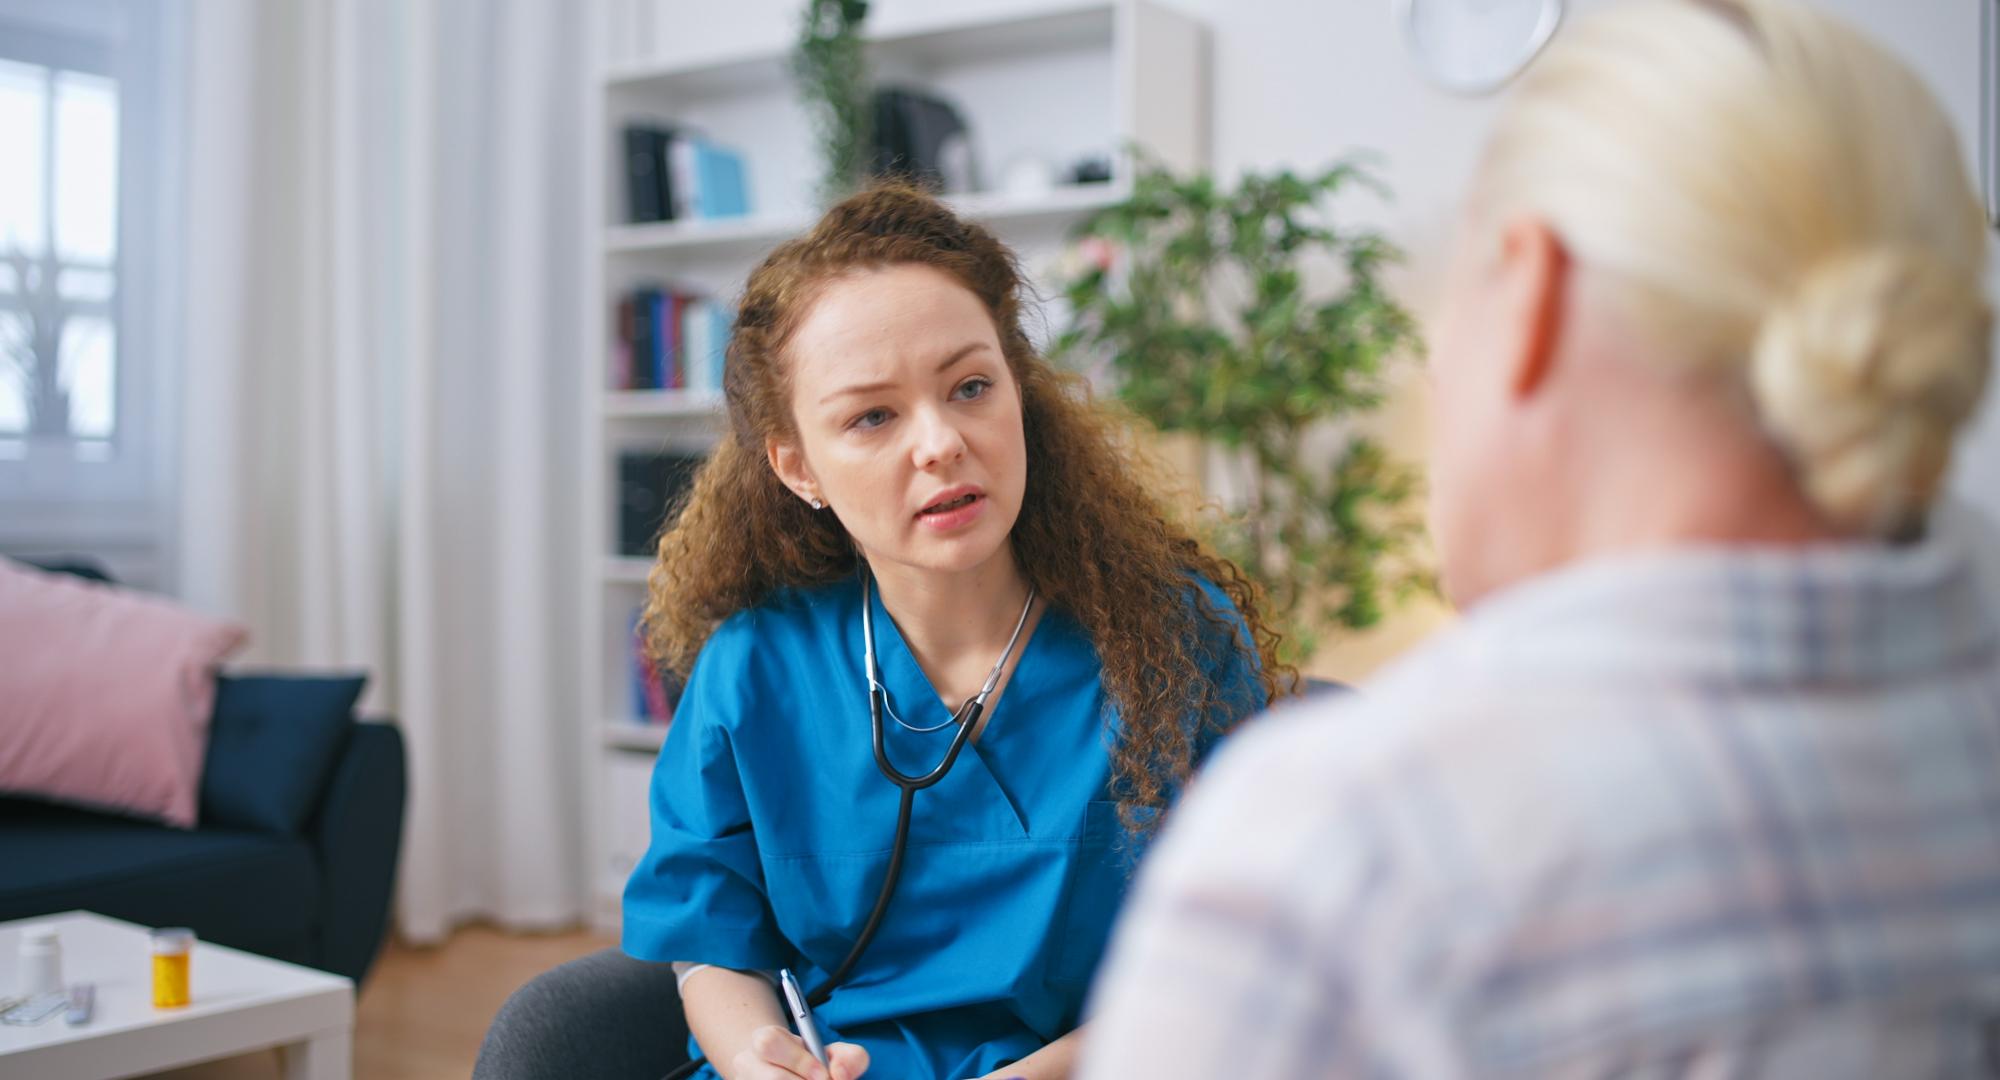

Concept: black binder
[[869, 87, 972, 192], [622, 125, 680, 223], [618, 449, 707, 556]]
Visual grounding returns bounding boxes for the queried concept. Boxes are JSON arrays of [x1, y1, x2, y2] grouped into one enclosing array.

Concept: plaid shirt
[[1081, 541, 2000, 1078]]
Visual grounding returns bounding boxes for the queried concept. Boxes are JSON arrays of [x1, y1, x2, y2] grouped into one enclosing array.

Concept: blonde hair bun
[[1751, 247, 1992, 533], [1478, 0, 1994, 537]]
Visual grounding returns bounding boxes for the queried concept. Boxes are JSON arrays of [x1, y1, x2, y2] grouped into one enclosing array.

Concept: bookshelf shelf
[[606, 183, 1131, 260], [603, 720, 671, 752], [603, 2, 1118, 97], [605, 556, 653, 584], [605, 389, 726, 419], [605, 215, 794, 259], [580, 0, 1206, 935]]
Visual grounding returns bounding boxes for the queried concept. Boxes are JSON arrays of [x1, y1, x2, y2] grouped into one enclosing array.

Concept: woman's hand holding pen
[[733, 1025, 869, 1080]]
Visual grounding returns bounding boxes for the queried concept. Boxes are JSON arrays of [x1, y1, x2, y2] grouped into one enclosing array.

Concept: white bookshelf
[[604, 556, 653, 584], [578, 0, 1208, 934], [605, 184, 1135, 260], [604, 389, 728, 419], [603, 721, 672, 752]]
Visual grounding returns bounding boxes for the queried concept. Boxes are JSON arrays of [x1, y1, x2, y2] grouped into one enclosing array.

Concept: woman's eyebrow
[[819, 342, 993, 405]]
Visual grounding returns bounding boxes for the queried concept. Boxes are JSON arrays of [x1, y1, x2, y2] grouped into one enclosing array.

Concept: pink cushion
[[0, 558, 248, 827]]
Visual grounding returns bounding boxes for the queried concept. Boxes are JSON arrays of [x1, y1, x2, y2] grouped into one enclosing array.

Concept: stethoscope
[[863, 569, 1037, 788], [822, 570, 1035, 989], [662, 571, 1036, 1080]]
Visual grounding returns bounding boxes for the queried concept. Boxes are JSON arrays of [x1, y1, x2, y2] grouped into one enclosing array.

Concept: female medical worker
[[620, 183, 1289, 1080]]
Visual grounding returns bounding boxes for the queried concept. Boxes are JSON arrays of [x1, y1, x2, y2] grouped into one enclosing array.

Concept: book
[[657, 128, 680, 222], [678, 298, 733, 393], [629, 608, 653, 719], [611, 298, 630, 390], [679, 300, 706, 394], [628, 608, 678, 725], [668, 138, 696, 222], [622, 125, 667, 223], [666, 136, 751, 221], [629, 288, 660, 390], [648, 292, 671, 389], [692, 140, 749, 219], [617, 448, 707, 557], [616, 286, 723, 394], [667, 293, 687, 388]]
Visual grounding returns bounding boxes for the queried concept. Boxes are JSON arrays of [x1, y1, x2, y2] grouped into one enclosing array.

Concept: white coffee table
[[0, 911, 353, 1080]]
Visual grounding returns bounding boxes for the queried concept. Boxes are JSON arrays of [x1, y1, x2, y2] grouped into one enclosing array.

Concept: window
[[0, 56, 120, 458], [0, 0, 175, 587]]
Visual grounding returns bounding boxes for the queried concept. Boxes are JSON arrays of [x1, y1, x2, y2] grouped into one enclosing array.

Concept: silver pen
[[778, 968, 828, 1066]]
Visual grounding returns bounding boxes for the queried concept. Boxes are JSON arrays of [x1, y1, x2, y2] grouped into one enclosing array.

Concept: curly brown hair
[[643, 182, 1293, 829]]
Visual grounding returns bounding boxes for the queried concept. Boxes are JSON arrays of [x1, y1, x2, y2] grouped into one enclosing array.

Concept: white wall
[[642, 0, 2000, 675]]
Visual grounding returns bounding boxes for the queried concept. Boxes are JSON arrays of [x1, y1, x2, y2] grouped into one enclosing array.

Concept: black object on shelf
[[1070, 156, 1114, 185], [622, 124, 680, 223], [618, 449, 707, 557], [870, 87, 974, 193]]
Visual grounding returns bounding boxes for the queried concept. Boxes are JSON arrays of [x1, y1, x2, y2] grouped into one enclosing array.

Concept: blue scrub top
[[623, 574, 1263, 1079]]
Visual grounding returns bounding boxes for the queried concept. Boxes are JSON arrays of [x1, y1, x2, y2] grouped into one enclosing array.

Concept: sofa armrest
[[308, 719, 406, 986]]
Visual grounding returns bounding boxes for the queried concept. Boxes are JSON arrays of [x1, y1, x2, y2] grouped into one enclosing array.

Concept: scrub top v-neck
[[622, 574, 1262, 1079]]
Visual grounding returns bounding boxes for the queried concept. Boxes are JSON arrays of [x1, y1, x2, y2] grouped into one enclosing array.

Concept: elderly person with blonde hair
[[1080, 1, 2000, 1076]]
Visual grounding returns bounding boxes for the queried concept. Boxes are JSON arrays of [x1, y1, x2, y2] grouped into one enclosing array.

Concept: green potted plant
[[1056, 157, 1431, 662], [793, 0, 873, 207]]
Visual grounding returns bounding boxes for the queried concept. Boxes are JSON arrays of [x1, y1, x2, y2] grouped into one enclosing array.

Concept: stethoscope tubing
[[861, 570, 1034, 790], [659, 573, 1036, 1080]]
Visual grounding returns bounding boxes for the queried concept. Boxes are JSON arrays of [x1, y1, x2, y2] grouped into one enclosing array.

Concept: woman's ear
[[1496, 216, 1571, 401], [766, 437, 819, 505]]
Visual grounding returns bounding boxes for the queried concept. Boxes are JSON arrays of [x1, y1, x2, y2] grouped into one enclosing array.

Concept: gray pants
[[473, 948, 693, 1080]]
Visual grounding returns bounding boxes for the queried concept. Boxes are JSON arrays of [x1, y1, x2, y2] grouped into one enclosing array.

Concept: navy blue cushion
[[199, 674, 366, 834], [23, 558, 114, 584], [0, 796, 319, 961]]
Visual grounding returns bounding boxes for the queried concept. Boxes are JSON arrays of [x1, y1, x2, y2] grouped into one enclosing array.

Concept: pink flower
[[1079, 236, 1116, 273]]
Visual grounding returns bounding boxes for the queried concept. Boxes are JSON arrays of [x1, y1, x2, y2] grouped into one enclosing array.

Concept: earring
[[809, 497, 825, 510]]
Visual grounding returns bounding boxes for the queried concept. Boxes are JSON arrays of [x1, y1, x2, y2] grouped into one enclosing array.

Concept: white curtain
[[176, 0, 586, 943]]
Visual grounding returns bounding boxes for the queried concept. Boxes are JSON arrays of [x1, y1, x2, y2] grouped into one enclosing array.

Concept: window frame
[[0, 0, 177, 585]]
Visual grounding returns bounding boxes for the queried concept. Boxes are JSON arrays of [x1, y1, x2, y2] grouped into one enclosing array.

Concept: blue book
[[629, 609, 650, 720], [675, 299, 732, 393], [647, 292, 668, 390], [629, 288, 659, 390], [693, 141, 749, 220], [671, 294, 687, 388], [680, 300, 710, 393]]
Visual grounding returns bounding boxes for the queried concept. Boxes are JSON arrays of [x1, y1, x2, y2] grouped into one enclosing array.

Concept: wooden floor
[[143, 926, 615, 1080]]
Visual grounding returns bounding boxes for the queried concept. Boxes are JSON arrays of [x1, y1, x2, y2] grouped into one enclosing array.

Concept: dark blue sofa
[[0, 563, 407, 986]]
